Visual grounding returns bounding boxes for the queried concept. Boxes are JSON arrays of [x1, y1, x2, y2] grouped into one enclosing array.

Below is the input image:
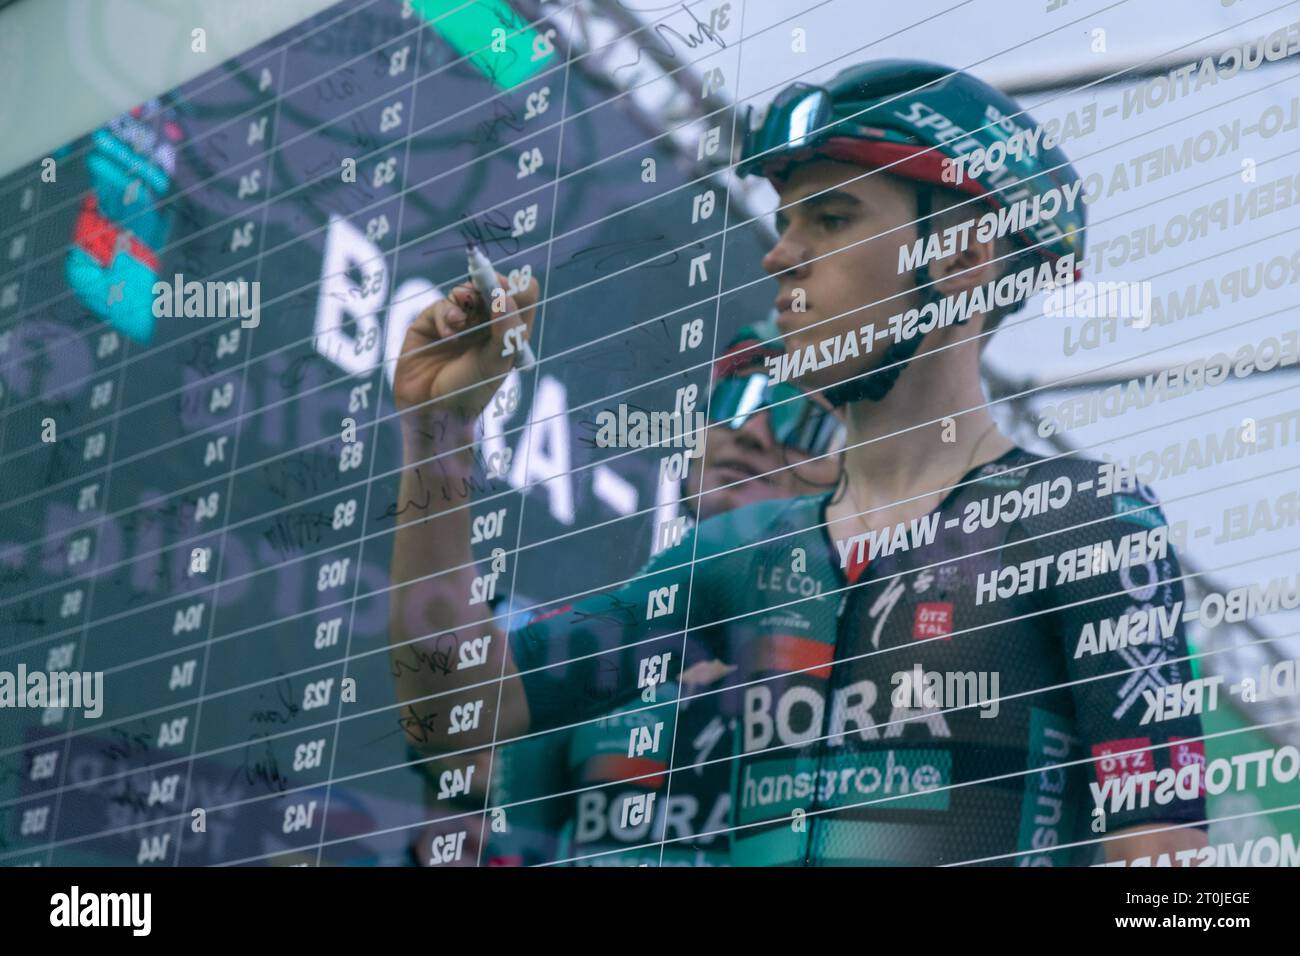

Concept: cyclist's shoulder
[[970, 444, 1096, 486], [692, 492, 830, 559], [989, 445, 1172, 534]]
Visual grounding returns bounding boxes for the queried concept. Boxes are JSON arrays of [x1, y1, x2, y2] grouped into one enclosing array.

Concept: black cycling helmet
[[738, 59, 1086, 404]]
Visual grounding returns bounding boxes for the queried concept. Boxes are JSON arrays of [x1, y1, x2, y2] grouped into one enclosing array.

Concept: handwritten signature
[[369, 703, 440, 747], [100, 725, 155, 763], [262, 509, 335, 558], [228, 737, 291, 793], [390, 633, 458, 680], [557, 233, 679, 274], [612, 3, 727, 79], [248, 676, 302, 726], [570, 592, 643, 631], [376, 444, 500, 522]]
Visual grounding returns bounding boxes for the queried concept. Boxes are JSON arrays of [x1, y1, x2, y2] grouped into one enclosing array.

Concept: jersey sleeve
[[1014, 462, 1207, 839], [508, 526, 702, 735], [482, 730, 569, 866]]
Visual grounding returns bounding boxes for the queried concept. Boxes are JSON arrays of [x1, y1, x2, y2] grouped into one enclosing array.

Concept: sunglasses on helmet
[[737, 82, 916, 179], [740, 84, 839, 178]]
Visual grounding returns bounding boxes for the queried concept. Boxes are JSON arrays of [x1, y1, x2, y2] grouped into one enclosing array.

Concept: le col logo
[[50, 886, 151, 936], [151, 272, 260, 328]]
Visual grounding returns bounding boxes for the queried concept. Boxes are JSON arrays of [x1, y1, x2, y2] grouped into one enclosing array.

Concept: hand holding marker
[[467, 242, 536, 370]]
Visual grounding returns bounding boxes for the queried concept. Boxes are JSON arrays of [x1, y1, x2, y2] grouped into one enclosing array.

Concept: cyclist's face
[[685, 380, 840, 522], [761, 159, 920, 391]]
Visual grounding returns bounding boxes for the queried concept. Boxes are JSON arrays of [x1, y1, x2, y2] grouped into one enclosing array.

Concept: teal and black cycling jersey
[[485, 678, 731, 866], [508, 445, 1206, 866]]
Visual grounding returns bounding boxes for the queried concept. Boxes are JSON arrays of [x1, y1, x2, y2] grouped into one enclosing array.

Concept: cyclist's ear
[[929, 229, 1000, 299], [922, 185, 1000, 300]]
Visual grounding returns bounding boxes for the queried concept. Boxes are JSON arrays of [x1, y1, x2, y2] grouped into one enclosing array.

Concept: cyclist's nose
[[731, 410, 776, 454], [762, 230, 810, 279]]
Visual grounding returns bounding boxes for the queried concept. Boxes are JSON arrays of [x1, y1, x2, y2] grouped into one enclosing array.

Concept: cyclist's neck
[[831, 364, 1013, 534], [849, 339, 1001, 452]]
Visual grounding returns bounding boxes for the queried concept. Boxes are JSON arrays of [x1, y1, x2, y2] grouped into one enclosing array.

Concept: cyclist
[[391, 60, 1207, 866], [480, 322, 843, 866], [409, 323, 843, 865]]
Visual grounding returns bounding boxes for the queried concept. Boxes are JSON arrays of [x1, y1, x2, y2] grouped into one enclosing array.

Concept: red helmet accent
[[767, 137, 1082, 279], [713, 337, 779, 380]]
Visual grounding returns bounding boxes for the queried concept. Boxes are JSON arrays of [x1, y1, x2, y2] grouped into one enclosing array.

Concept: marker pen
[[466, 242, 536, 370]]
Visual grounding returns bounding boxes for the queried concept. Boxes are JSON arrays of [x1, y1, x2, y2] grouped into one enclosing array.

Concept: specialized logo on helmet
[[893, 100, 1081, 264], [740, 60, 1087, 278]]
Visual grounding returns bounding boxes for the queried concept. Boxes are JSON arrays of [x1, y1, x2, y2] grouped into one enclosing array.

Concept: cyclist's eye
[[774, 213, 789, 235], [820, 213, 849, 231]]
